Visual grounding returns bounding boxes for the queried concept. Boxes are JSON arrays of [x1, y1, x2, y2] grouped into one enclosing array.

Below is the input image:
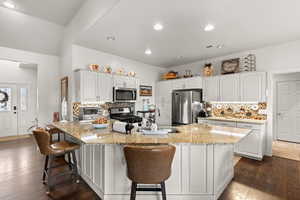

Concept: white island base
[[75, 143, 234, 200]]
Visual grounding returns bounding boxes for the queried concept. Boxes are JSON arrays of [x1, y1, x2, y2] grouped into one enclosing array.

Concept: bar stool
[[45, 124, 65, 143], [124, 145, 176, 200], [32, 128, 80, 193]]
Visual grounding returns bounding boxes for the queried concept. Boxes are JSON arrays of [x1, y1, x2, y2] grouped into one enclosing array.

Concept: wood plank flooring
[[0, 136, 299, 200]]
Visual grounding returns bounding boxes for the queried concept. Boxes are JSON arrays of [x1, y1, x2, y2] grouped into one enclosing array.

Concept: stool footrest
[[136, 187, 162, 192]]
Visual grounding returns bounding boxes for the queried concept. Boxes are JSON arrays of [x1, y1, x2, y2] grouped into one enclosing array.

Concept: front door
[[277, 80, 300, 142], [0, 84, 18, 137]]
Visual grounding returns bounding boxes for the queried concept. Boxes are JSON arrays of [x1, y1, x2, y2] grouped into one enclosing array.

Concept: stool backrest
[[124, 145, 176, 184], [32, 129, 51, 155]]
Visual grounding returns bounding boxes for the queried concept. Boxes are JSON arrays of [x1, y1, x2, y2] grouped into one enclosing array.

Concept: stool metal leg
[[43, 155, 49, 184], [47, 155, 54, 194], [71, 151, 79, 183], [67, 152, 72, 170], [130, 182, 137, 200], [161, 182, 166, 200]]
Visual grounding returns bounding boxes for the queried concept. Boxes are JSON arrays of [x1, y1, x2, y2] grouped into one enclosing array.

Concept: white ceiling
[[0, 0, 85, 25], [76, 0, 300, 67]]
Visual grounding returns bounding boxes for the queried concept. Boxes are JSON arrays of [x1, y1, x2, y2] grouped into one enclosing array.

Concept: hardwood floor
[[0, 137, 99, 200], [0, 136, 299, 200]]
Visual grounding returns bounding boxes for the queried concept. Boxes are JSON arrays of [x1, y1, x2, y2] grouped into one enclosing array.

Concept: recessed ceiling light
[[145, 49, 152, 55], [153, 23, 163, 31], [106, 36, 116, 41], [204, 24, 215, 32], [217, 44, 224, 49], [3, 1, 15, 9]]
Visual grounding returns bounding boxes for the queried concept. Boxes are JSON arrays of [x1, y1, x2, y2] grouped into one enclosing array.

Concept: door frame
[[273, 75, 300, 141], [0, 81, 37, 135]]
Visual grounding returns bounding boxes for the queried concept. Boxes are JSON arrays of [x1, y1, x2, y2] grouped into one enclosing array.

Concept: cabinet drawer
[[236, 122, 262, 130], [210, 120, 236, 127]]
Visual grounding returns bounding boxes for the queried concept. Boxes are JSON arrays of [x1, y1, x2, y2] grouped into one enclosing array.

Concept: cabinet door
[[203, 77, 220, 102], [156, 81, 172, 125], [240, 72, 266, 102], [219, 74, 240, 101], [172, 79, 187, 90], [185, 77, 203, 89], [81, 71, 98, 102], [113, 76, 127, 88], [98, 73, 113, 102], [125, 77, 137, 88], [237, 129, 261, 158]]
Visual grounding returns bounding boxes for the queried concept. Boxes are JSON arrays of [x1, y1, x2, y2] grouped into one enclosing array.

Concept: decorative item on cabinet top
[[88, 64, 100, 72], [202, 63, 214, 77], [206, 102, 267, 120], [240, 54, 256, 72], [221, 58, 240, 74], [162, 71, 178, 80]]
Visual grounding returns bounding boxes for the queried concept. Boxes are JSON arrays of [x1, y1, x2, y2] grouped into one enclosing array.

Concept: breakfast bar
[[52, 122, 251, 200]]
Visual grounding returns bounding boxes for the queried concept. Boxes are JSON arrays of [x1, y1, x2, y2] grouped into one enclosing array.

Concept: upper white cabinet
[[171, 77, 202, 90], [203, 76, 220, 102], [75, 70, 113, 103], [240, 72, 267, 102], [219, 74, 240, 101], [113, 75, 138, 88], [203, 72, 267, 102], [98, 73, 113, 102]]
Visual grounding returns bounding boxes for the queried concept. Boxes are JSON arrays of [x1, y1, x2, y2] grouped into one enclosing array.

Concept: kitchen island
[[52, 122, 251, 200]]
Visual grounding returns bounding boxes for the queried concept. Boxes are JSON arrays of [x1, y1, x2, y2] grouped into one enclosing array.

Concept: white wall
[[72, 45, 165, 111], [0, 46, 60, 126], [0, 7, 63, 56], [168, 39, 300, 76]]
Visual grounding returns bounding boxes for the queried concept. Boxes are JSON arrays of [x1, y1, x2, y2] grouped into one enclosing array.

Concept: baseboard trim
[[0, 134, 31, 142]]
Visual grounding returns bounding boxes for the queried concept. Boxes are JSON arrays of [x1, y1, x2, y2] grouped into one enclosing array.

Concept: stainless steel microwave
[[113, 87, 137, 102]]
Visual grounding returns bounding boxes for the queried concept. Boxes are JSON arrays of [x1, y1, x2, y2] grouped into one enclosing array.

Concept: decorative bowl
[[92, 124, 109, 129]]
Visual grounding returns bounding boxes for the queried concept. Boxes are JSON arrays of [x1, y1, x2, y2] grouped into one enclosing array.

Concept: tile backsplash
[[207, 102, 267, 120]]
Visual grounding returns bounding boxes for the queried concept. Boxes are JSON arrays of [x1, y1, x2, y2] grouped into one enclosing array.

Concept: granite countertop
[[52, 122, 251, 144], [198, 117, 266, 124]]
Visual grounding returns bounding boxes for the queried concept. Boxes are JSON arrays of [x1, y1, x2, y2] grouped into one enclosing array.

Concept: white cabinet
[[197, 119, 266, 160], [203, 76, 220, 101], [113, 75, 137, 88], [185, 77, 203, 89], [75, 70, 113, 103], [98, 73, 113, 102], [240, 72, 267, 102], [155, 81, 173, 125], [202, 72, 267, 102], [235, 122, 265, 160], [219, 74, 240, 101]]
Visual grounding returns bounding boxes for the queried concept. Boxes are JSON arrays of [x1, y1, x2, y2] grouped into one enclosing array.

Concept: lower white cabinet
[[78, 143, 234, 200], [198, 119, 266, 160]]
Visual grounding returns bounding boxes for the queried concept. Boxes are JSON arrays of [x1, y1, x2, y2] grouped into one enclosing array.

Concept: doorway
[[272, 72, 300, 161], [0, 60, 37, 138]]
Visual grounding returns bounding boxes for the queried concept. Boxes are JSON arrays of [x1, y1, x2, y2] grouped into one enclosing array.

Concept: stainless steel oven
[[113, 87, 137, 102]]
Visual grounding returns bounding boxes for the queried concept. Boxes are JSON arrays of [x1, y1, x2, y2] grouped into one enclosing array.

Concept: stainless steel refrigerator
[[172, 89, 202, 125]]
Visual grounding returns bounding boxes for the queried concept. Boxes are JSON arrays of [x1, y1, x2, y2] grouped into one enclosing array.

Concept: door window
[[20, 87, 28, 111], [0, 88, 11, 111]]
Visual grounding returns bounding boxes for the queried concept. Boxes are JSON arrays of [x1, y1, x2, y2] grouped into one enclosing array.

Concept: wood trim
[[0, 134, 31, 142]]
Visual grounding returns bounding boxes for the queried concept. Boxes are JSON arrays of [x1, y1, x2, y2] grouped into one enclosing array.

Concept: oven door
[[113, 88, 137, 102]]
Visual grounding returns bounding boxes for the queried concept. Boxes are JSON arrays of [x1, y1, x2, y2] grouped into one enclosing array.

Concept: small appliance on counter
[[198, 102, 208, 118], [109, 106, 142, 134], [76, 106, 101, 121]]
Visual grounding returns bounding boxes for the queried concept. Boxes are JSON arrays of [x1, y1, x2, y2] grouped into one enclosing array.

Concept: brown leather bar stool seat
[[33, 128, 80, 193], [124, 145, 176, 200]]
